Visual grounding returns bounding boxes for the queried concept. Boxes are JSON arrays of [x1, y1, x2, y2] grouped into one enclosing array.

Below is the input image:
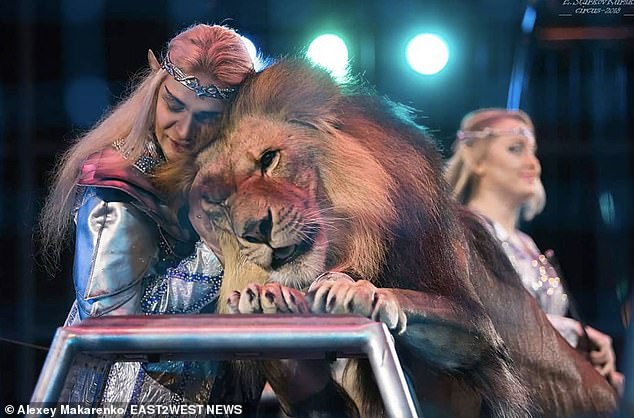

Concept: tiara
[[457, 127, 534, 143], [161, 53, 238, 101]]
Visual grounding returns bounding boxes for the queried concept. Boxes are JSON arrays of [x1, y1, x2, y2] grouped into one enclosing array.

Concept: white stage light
[[306, 34, 349, 81], [406, 34, 449, 75]]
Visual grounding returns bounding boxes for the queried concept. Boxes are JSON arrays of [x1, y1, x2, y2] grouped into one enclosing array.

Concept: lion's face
[[185, 60, 397, 289], [189, 116, 335, 288]]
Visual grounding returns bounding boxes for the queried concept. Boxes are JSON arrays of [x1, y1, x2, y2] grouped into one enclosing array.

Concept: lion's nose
[[241, 209, 273, 244]]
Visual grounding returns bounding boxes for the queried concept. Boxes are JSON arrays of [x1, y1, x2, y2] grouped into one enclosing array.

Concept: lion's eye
[[259, 150, 279, 174]]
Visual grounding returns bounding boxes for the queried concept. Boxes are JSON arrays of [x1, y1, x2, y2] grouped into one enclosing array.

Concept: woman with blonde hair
[[446, 107, 624, 394], [38, 23, 255, 407], [40, 23, 253, 319]]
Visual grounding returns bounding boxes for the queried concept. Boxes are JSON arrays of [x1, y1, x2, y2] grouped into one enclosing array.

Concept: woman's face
[[474, 117, 541, 205], [154, 73, 225, 160]]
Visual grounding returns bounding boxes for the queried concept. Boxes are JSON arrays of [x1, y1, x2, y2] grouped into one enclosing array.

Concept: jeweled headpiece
[[161, 53, 237, 101], [456, 127, 534, 143]]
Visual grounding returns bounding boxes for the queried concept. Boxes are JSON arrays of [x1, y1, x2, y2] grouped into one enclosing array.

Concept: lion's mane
[[156, 59, 617, 418], [159, 59, 527, 417]]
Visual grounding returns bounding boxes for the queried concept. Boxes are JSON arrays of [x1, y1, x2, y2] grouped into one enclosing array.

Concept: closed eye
[[166, 102, 185, 112], [164, 86, 185, 112]]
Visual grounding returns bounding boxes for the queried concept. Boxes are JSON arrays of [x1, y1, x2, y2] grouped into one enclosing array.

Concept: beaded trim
[[112, 138, 165, 176], [497, 228, 569, 309], [479, 215, 568, 315], [157, 227, 177, 261], [141, 270, 223, 315], [456, 127, 534, 143], [175, 361, 192, 403], [127, 366, 146, 410]]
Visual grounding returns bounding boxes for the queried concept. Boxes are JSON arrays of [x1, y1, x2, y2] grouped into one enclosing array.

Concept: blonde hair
[[445, 108, 546, 221], [39, 24, 254, 269]]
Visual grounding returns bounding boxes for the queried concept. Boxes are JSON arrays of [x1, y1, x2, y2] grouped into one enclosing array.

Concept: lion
[[159, 59, 618, 417]]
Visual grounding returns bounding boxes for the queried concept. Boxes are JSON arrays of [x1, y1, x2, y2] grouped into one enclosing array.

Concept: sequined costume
[[61, 141, 231, 414], [483, 218, 581, 346], [66, 141, 201, 319]]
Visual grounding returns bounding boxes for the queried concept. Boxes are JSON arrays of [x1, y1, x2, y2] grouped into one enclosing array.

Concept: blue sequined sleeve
[[142, 240, 224, 314]]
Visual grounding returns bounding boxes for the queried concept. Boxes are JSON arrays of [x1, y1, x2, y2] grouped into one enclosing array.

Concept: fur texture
[[158, 59, 618, 418]]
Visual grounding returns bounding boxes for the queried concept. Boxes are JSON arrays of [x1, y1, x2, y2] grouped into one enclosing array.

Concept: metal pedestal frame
[[30, 314, 419, 418]]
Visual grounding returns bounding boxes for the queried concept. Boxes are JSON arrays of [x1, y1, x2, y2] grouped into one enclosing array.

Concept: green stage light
[[306, 34, 349, 80], [406, 34, 449, 75]]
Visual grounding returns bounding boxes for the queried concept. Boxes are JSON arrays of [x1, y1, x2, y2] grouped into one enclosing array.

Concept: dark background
[[1, 0, 632, 407]]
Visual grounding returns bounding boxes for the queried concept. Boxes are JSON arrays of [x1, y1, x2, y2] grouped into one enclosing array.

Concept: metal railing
[[30, 314, 419, 418]]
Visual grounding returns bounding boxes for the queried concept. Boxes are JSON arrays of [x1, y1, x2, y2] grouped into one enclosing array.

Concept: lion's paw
[[306, 273, 407, 333], [227, 282, 309, 314]]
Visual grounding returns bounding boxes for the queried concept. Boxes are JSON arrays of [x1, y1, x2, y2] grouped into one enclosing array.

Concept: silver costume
[[70, 187, 159, 319], [63, 185, 224, 413], [58, 53, 246, 413], [484, 218, 580, 347]]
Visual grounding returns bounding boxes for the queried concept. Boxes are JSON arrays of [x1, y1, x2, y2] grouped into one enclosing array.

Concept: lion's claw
[[227, 282, 309, 314], [306, 275, 407, 333]]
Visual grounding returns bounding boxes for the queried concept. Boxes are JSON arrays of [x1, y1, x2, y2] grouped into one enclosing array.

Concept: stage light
[[241, 36, 257, 62], [521, 6, 537, 34], [599, 191, 616, 226], [241, 35, 266, 71], [406, 34, 449, 76], [306, 34, 349, 80]]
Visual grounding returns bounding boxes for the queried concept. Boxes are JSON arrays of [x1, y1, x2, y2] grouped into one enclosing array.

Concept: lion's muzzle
[[191, 171, 324, 275]]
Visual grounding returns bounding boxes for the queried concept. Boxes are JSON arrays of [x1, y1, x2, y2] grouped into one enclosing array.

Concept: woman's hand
[[586, 327, 626, 397], [607, 370, 625, 397], [585, 325, 616, 376]]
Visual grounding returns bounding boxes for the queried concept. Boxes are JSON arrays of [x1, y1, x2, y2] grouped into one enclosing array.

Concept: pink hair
[[39, 24, 254, 270]]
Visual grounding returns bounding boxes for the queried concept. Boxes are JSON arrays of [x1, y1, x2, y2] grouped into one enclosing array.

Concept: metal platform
[[30, 314, 419, 418]]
